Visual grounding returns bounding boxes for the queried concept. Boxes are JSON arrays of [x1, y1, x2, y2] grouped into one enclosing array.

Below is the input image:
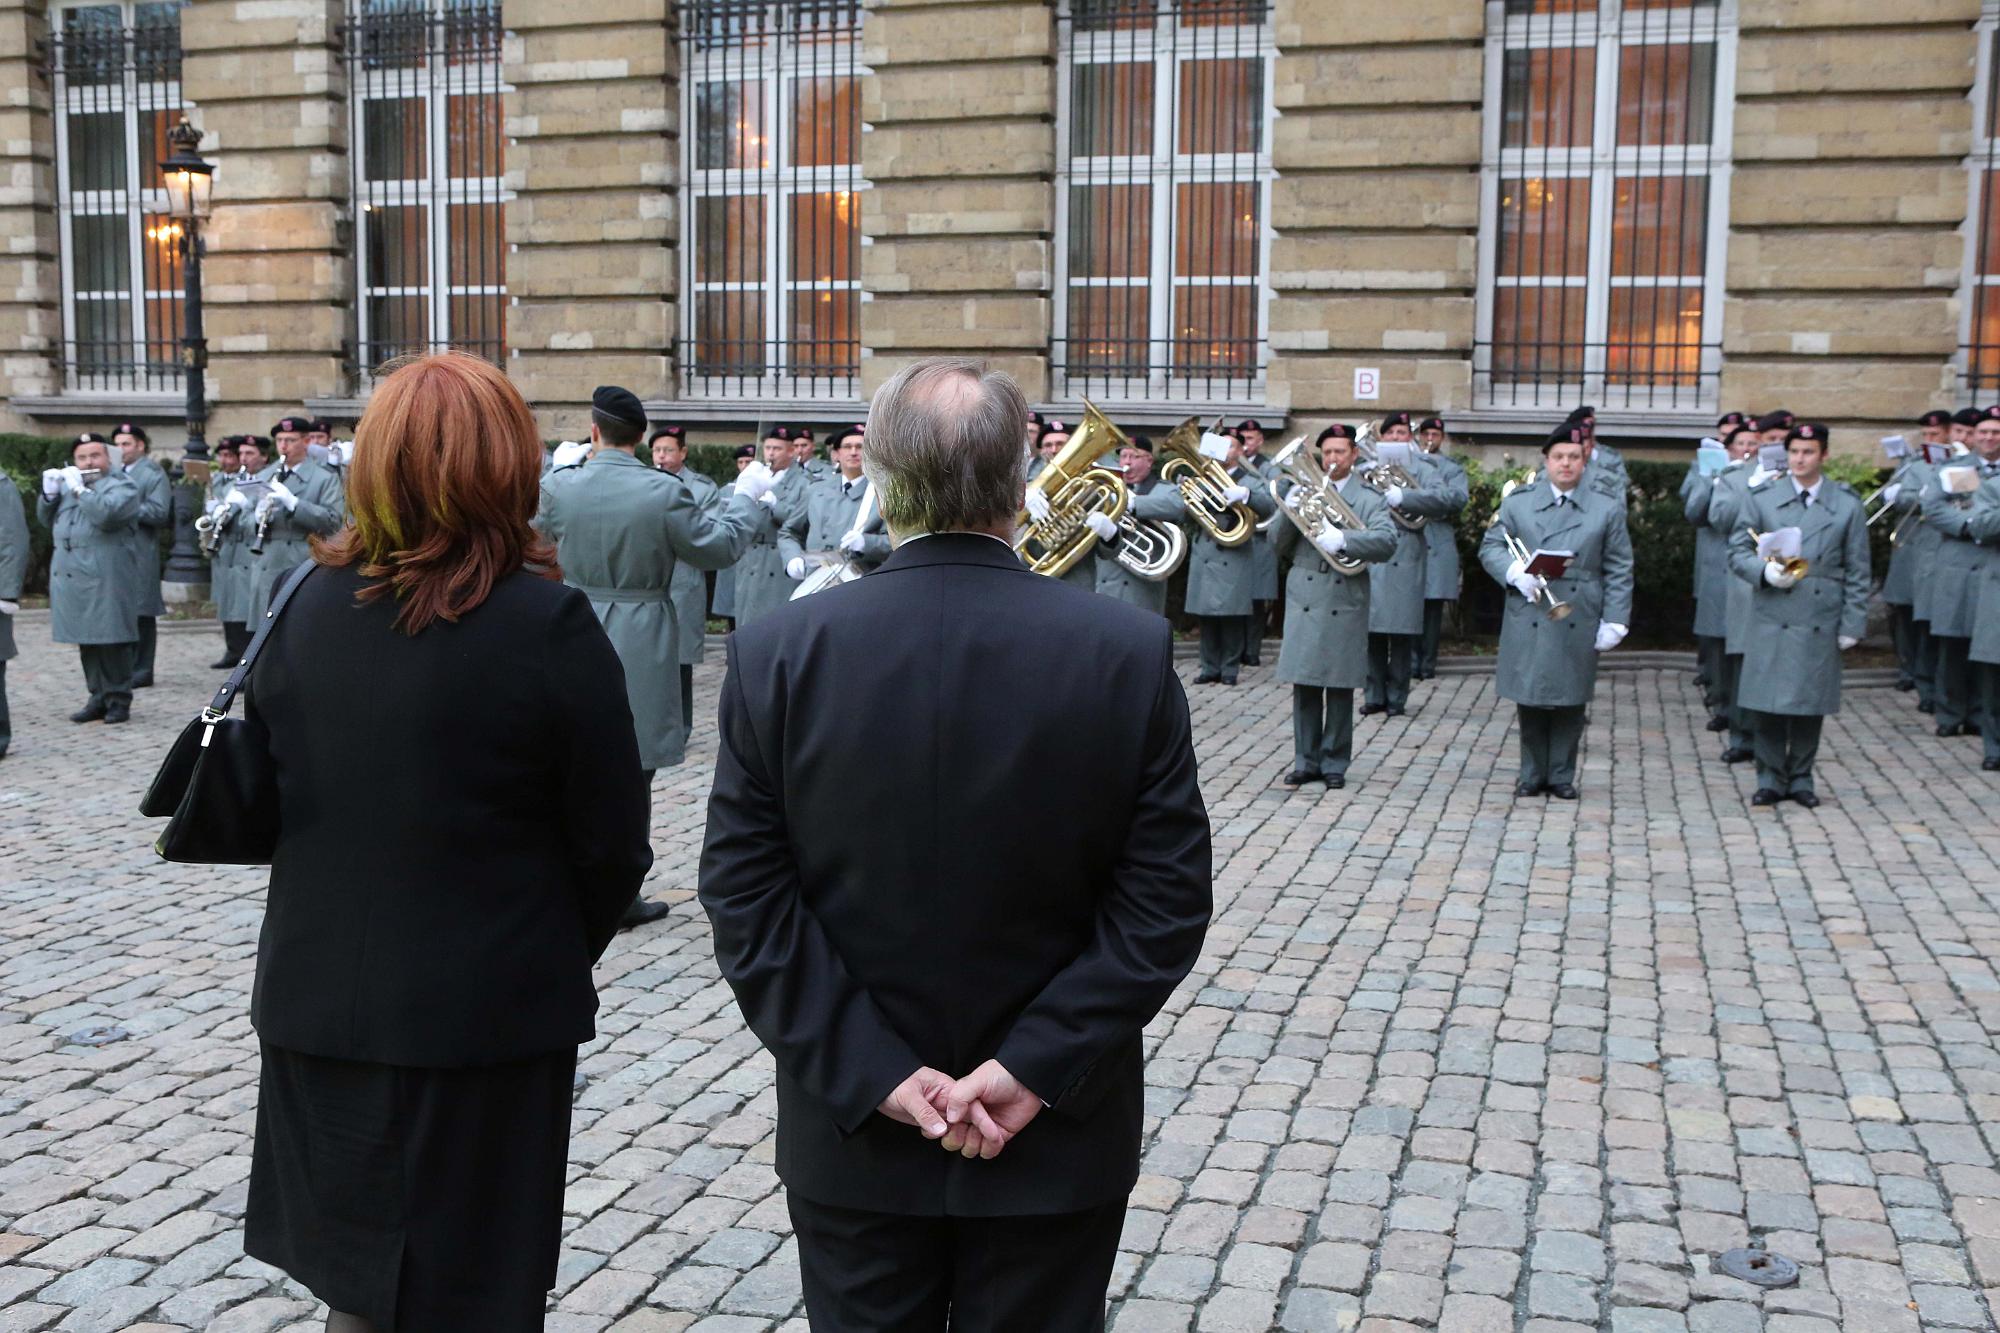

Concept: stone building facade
[[0, 0, 1993, 458]]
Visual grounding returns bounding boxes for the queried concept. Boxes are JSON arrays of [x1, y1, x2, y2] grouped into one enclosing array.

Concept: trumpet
[[1268, 435, 1368, 576], [1157, 419, 1257, 548], [1486, 469, 1538, 529], [1499, 527, 1572, 621], [1353, 421, 1427, 531], [1748, 528, 1809, 580], [1015, 402, 1186, 582]]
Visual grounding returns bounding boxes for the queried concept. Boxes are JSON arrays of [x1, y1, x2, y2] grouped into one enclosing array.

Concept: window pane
[[1067, 286, 1149, 373], [787, 289, 856, 373], [1073, 0, 1158, 32], [1616, 42, 1715, 147], [791, 76, 858, 167], [1171, 285, 1256, 375], [1181, 0, 1264, 25], [364, 294, 429, 362], [1490, 286, 1587, 380], [1504, 0, 1594, 12], [444, 0, 501, 66], [133, 1, 183, 82], [696, 195, 765, 284], [358, 0, 428, 71], [1610, 175, 1707, 278], [144, 293, 181, 366], [363, 98, 426, 181], [365, 205, 428, 287], [1175, 182, 1258, 279], [60, 6, 124, 87], [141, 213, 182, 324], [448, 293, 505, 360], [788, 191, 857, 283], [697, 80, 767, 171], [75, 297, 131, 371], [66, 111, 127, 193], [1070, 61, 1153, 158], [1607, 285, 1703, 387], [695, 292, 766, 374], [446, 93, 502, 177], [1068, 184, 1151, 279], [1179, 58, 1261, 155], [1978, 172, 2000, 280], [447, 203, 503, 286], [72, 213, 131, 293], [1496, 177, 1590, 278], [1501, 47, 1596, 150], [1971, 286, 2000, 391], [138, 107, 180, 192]]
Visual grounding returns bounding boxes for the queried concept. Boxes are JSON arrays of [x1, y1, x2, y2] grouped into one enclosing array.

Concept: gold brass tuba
[[1157, 419, 1257, 548], [1268, 435, 1368, 576], [1354, 420, 1427, 531], [1014, 402, 1187, 582]]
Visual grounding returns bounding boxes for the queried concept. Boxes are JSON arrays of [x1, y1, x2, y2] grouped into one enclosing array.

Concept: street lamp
[[158, 115, 214, 592]]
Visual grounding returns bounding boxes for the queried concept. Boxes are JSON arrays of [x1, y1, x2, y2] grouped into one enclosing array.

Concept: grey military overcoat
[[669, 466, 723, 666], [730, 464, 811, 629], [39, 472, 142, 645], [1879, 458, 1932, 608], [1274, 477, 1398, 690], [1965, 481, 2000, 666], [246, 458, 346, 619], [1681, 464, 1730, 639], [1920, 462, 1999, 639], [1363, 456, 1458, 636], [1727, 480, 1870, 718], [1479, 482, 1635, 709], [778, 473, 891, 576], [0, 480, 26, 661], [1707, 462, 1765, 654], [1242, 453, 1280, 601], [1182, 464, 1277, 616], [126, 454, 171, 617], [1419, 452, 1470, 602], [207, 472, 256, 623], [1094, 476, 1187, 615]]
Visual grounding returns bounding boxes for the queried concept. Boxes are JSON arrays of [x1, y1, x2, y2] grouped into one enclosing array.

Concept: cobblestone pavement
[[5, 620, 2000, 1333]]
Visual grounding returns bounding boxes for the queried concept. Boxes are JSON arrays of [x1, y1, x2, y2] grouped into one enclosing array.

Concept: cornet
[[1748, 529, 1809, 580], [1498, 527, 1571, 621]]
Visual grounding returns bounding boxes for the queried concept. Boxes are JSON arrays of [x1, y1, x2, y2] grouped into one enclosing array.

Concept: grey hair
[[863, 357, 1027, 536]]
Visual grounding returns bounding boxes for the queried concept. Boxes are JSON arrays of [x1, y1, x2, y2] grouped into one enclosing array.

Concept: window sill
[[1451, 406, 1714, 443], [8, 391, 191, 422], [1036, 400, 1281, 430]]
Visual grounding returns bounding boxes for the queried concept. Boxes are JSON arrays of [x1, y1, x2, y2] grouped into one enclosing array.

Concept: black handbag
[[142, 560, 316, 865]]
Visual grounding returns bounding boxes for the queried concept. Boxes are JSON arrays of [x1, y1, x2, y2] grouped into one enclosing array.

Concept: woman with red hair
[[241, 352, 652, 1332]]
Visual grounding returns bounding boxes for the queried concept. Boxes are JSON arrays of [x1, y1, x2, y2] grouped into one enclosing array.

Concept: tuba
[[1157, 419, 1257, 548], [1268, 435, 1368, 576], [1354, 421, 1427, 531], [1014, 402, 1187, 582]]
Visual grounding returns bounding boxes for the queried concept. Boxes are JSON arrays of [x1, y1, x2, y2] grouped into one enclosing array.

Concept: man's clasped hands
[[876, 1059, 1043, 1161]]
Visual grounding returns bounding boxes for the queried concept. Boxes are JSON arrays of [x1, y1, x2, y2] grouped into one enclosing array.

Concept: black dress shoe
[[1194, 673, 1219, 685], [210, 653, 237, 670], [103, 701, 130, 724], [1241, 654, 1261, 667], [130, 674, 153, 690], [618, 898, 672, 931], [1359, 703, 1385, 716], [1547, 783, 1578, 800], [1282, 769, 1319, 787], [1514, 781, 1544, 798], [1789, 791, 1821, 809], [1938, 723, 1972, 738], [1386, 706, 1406, 718], [1895, 679, 1916, 691], [1983, 758, 2000, 772], [1919, 700, 1937, 714], [1751, 788, 1783, 806], [1220, 675, 1238, 686], [1325, 774, 1346, 789], [70, 700, 107, 723], [1705, 715, 1730, 732], [1720, 747, 1753, 764]]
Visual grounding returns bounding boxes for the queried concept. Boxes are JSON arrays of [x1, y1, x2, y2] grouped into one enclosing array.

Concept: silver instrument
[[1353, 421, 1427, 531], [791, 480, 880, 600], [1103, 478, 1189, 581], [1267, 435, 1367, 576]]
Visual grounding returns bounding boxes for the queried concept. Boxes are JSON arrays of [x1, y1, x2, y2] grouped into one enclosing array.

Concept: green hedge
[[0, 433, 78, 597]]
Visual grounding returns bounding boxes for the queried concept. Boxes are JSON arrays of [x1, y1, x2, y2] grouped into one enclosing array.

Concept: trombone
[[1861, 483, 1900, 527], [1497, 526, 1571, 621]]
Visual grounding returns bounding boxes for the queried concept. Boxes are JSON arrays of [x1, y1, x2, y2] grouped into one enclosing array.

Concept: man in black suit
[[699, 357, 1213, 1331]]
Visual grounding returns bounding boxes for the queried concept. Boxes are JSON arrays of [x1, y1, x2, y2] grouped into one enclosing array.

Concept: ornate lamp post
[[158, 116, 215, 594]]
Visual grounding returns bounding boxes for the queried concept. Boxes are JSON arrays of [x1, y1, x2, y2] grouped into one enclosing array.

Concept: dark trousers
[[1913, 617, 1939, 709], [1291, 686, 1355, 778], [1980, 661, 2000, 765], [1517, 704, 1585, 788], [1750, 710, 1824, 796], [1242, 603, 1266, 664], [134, 615, 157, 684], [1196, 616, 1246, 681], [0, 659, 9, 756], [1365, 632, 1414, 710], [788, 1194, 1124, 1333], [680, 663, 695, 734], [1417, 599, 1447, 677], [1936, 635, 1976, 731], [1719, 651, 1754, 754], [1888, 603, 1918, 689], [1694, 634, 1726, 714], [80, 642, 137, 707], [222, 620, 252, 663]]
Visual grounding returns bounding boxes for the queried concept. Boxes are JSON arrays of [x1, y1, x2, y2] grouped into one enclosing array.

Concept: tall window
[[49, 1, 187, 393], [1964, 4, 2000, 402], [346, 0, 507, 376], [1054, 0, 1272, 404], [679, 0, 864, 400], [1475, 0, 1734, 412]]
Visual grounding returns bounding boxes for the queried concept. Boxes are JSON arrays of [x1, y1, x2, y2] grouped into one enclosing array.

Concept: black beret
[[1027, 411, 1043, 428], [732, 443, 757, 460], [648, 425, 686, 445], [1787, 422, 1831, 448], [1418, 417, 1444, 434], [832, 424, 866, 447], [1754, 409, 1795, 433], [215, 435, 242, 448], [113, 422, 148, 442], [1564, 405, 1596, 424], [1954, 406, 1988, 428], [1716, 411, 1747, 430], [273, 417, 308, 435], [1125, 434, 1155, 455], [1542, 423, 1587, 453], [763, 425, 797, 443], [1380, 411, 1413, 430], [1919, 409, 1953, 428], [795, 425, 815, 440], [1039, 419, 1070, 443], [591, 385, 647, 429], [1236, 419, 1263, 433], [249, 436, 272, 450], [308, 417, 333, 434], [73, 431, 108, 446], [1315, 424, 1354, 446]]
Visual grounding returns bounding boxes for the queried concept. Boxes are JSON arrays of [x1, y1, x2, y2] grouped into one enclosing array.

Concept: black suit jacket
[[248, 564, 652, 1067], [699, 533, 1212, 1216]]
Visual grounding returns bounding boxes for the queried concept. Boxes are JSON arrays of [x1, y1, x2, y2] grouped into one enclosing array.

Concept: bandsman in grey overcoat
[[1274, 425, 1398, 789], [1963, 476, 2000, 770], [781, 425, 891, 586], [0, 473, 26, 757], [712, 444, 757, 623], [1093, 436, 1188, 616], [246, 418, 346, 620], [1727, 422, 1870, 808], [1236, 420, 1278, 666], [1706, 439, 1784, 764], [1361, 411, 1456, 716], [1920, 417, 2000, 739], [1025, 416, 1069, 484], [204, 436, 246, 667], [1480, 430, 1634, 799], [794, 426, 832, 484], [541, 387, 776, 929], [1684, 419, 1757, 730], [38, 433, 143, 723], [1021, 417, 1104, 594], [1414, 416, 1470, 680], [1184, 429, 1277, 685], [732, 428, 814, 627], [1881, 410, 1953, 697], [112, 422, 171, 687], [206, 436, 266, 669], [650, 425, 723, 736]]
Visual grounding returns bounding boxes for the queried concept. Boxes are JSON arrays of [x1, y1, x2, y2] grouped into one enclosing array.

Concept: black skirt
[[246, 1041, 576, 1332]]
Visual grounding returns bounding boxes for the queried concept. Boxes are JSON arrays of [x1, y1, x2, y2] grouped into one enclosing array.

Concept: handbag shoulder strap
[[204, 560, 316, 719]]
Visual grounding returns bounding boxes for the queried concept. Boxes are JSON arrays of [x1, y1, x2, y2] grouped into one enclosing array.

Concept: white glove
[[1319, 523, 1347, 553], [227, 489, 252, 510], [1838, 635, 1859, 651], [838, 530, 867, 554], [1025, 488, 1053, 523], [1084, 511, 1119, 542], [1383, 485, 1406, 509], [268, 479, 299, 512], [40, 469, 61, 499], [1222, 484, 1251, 505], [786, 557, 807, 580], [0, 600, 16, 616], [1763, 563, 1799, 590], [1504, 560, 1540, 602], [1593, 622, 1627, 652], [735, 460, 778, 505], [1879, 482, 1901, 507], [1747, 466, 1771, 488], [551, 440, 589, 469], [61, 466, 85, 496]]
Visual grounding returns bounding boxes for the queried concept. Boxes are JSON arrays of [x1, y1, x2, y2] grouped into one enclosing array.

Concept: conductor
[[698, 357, 1213, 1330]]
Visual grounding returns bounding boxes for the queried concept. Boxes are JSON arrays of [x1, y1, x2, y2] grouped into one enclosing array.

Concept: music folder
[[1523, 549, 1573, 579], [1756, 527, 1803, 561]]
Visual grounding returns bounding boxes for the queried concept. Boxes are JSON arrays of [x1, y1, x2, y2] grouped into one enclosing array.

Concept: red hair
[[314, 352, 558, 632]]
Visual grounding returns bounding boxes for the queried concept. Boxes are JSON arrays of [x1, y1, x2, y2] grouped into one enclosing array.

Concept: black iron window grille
[[678, 0, 864, 400], [47, 1, 187, 393], [344, 0, 507, 378], [1475, 0, 1731, 413], [1965, 7, 2000, 403], [1053, 0, 1271, 405]]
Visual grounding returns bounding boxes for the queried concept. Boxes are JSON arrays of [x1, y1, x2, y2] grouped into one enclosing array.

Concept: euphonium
[[1268, 435, 1367, 576], [1157, 419, 1257, 548], [1354, 421, 1428, 531], [1015, 402, 1186, 581]]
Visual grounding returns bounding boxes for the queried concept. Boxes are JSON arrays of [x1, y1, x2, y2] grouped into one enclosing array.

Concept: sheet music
[[1756, 527, 1803, 560], [1375, 441, 1415, 470]]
